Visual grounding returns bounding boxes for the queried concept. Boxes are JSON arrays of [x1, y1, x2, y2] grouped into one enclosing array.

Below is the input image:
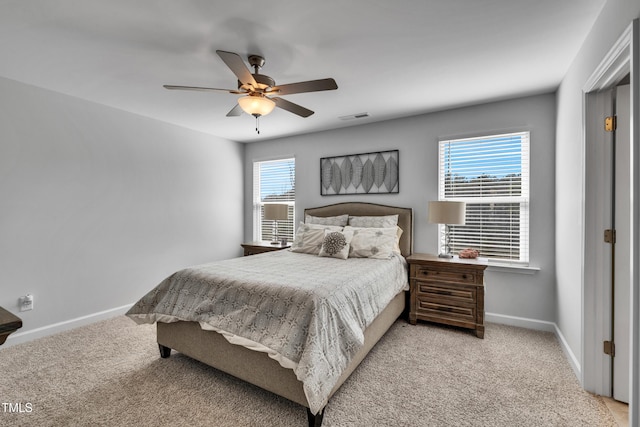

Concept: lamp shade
[[264, 204, 289, 221], [238, 95, 276, 117], [428, 201, 466, 225]]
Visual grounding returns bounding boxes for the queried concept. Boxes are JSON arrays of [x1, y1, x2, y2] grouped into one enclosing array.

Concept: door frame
[[614, 83, 631, 403], [582, 19, 639, 424]]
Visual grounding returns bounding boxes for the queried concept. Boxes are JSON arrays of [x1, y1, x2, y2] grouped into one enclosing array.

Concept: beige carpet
[[0, 316, 616, 426]]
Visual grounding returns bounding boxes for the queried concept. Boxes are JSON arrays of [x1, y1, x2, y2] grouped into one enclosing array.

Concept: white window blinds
[[253, 158, 295, 241], [438, 132, 530, 264]]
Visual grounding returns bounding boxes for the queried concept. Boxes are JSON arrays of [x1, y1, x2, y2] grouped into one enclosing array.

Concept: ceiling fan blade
[[272, 97, 314, 117], [216, 50, 258, 87], [163, 85, 244, 94], [226, 104, 243, 117], [270, 78, 337, 96]]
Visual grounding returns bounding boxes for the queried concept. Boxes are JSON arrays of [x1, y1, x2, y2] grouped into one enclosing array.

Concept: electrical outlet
[[19, 294, 33, 312]]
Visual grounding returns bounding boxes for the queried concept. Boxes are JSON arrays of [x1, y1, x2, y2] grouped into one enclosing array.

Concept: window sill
[[487, 262, 540, 275], [448, 256, 539, 275], [486, 262, 540, 275]]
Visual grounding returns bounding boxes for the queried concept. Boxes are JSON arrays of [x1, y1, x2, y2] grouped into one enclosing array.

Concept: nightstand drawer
[[415, 281, 476, 305], [412, 266, 476, 284], [415, 300, 476, 322]]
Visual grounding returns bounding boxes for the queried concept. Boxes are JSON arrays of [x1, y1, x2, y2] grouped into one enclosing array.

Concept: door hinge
[[604, 229, 616, 244], [605, 116, 617, 132], [604, 340, 615, 357]]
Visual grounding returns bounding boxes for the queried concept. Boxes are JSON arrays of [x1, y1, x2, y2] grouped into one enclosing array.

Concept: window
[[438, 132, 530, 264], [253, 158, 295, 242]]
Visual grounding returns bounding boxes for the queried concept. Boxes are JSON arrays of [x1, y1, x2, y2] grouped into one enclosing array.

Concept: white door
[[613, 84, 630, 403]]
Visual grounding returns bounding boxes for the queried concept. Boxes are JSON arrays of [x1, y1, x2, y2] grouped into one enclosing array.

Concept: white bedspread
[[127, 250, 408, 414]]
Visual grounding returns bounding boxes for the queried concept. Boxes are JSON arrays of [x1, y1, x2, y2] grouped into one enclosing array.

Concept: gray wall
[[0, 77, 244, 341], [245, 93, 556, 322], [555, 0, 640, 371]]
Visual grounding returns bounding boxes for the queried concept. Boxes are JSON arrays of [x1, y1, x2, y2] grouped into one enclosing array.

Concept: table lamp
[[263, 204, 289, 245], [428, 201, 466, 258]]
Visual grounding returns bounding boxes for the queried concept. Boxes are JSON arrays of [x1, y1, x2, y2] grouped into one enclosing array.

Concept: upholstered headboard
[[304, 202, 413, 257]]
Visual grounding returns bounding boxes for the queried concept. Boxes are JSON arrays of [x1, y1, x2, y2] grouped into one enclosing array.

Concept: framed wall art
[[320, 150, 399, 195]]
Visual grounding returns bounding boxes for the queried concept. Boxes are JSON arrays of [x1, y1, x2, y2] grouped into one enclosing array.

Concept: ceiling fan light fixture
[[237, 95, 276, 117]]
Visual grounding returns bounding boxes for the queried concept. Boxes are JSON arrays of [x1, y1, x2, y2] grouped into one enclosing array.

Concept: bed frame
[[156, 202, 413, 427]]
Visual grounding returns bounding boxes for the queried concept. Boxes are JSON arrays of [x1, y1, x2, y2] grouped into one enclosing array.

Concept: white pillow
[[291, 222, 344, 255], [318, 229, 354, 260], [394, 226, 404, 254], [346, 226, 399, 259], [348, 214, 399, 228], [305, 214, 349, 227], [303, 222, 344, 231], [345, 226, 403, 255], [291, 228, 325, 255]]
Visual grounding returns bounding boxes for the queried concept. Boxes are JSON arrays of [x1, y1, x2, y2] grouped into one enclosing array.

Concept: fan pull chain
[[255, 115, 260, 134]]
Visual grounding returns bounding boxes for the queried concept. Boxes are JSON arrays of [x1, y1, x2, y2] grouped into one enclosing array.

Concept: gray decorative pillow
[[348, 214, 399, 228], [305, 214, 349, 227], [318, 229, 354, 260]]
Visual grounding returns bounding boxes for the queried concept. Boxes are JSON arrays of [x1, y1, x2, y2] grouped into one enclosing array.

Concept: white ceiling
[[0, 0, 606, 143]]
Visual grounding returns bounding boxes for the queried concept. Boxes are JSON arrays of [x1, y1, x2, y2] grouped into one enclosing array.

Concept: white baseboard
[[553, 323, 581, 380], [3, 304, 133, 348], [486, 312, 556, 332], [486, 312, 581, 380]]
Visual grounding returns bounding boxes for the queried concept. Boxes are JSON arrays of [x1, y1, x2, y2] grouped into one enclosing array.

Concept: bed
[[127, 202, 413, 427]]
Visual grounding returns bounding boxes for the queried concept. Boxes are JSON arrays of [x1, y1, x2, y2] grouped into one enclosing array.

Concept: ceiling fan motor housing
[[238, 73, 275, 92]]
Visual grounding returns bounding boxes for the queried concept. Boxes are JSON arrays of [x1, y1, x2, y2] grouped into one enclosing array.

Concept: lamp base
[[438, 253, 454, 259]]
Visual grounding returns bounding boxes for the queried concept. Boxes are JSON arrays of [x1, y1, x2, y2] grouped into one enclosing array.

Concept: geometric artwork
[[320, 150, 399, 195]]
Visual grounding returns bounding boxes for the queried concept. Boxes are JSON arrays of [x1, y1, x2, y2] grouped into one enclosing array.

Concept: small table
[[0, 307, 23, 345], [407, 253, 488, 338], [241, 241, 291, 256]]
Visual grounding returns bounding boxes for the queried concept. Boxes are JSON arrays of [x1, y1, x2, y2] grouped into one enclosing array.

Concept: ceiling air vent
[[339, 112, 370, 121]]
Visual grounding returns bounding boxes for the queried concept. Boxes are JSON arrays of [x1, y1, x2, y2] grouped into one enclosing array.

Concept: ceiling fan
[[164, 50, 338, 132]]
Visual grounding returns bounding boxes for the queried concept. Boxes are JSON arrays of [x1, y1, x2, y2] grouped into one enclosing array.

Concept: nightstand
[[241, 241, 291, 256], [0, 306, 22, 345], [407, 253, 488, 338]]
